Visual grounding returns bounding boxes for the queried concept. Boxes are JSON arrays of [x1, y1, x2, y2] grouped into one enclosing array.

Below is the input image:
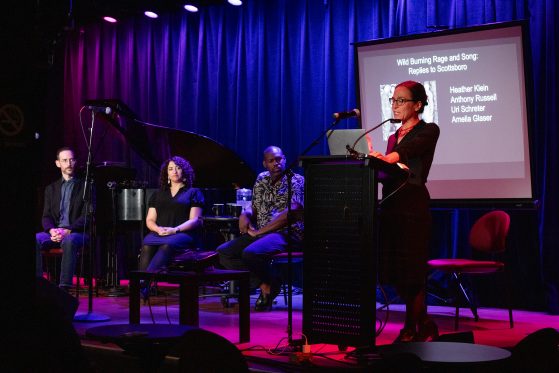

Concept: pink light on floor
[[103, 16, 117, 23]]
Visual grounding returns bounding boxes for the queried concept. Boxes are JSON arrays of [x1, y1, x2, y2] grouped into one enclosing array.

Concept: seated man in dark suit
[[36, 147, 90, 292]]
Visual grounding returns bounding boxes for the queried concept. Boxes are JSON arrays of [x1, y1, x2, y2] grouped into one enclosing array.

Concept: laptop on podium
[[327, 129, 372, 156]]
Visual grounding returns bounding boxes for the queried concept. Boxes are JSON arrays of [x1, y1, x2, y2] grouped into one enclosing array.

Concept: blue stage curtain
[[529, 0, 559, 314], [59, 0, 558, 312]]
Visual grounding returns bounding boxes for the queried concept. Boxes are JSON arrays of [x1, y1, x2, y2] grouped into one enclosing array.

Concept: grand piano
[[85, 99, 256, 190]]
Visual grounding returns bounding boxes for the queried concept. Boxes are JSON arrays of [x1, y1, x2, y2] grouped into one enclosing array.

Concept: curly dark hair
[[159, 156, 195, 190], [395, 80, 429, 114]]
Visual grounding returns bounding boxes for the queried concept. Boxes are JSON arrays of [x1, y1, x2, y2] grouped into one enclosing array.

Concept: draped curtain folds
[[60, 0, 558, 312]]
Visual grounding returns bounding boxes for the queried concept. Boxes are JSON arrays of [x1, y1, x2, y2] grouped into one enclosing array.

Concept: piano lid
[[85, 99, 256, 188]]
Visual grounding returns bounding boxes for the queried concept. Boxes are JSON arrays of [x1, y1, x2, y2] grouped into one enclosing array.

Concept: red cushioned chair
[[428, 210, 513, 330]]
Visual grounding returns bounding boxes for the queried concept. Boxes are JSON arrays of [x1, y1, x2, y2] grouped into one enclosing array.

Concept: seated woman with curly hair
[[139, 156, 204, 274]]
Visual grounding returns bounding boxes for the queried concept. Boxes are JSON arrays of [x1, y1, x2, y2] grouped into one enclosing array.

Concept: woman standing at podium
[[370, 80, 440, 343], [139, 156, 204, 276]]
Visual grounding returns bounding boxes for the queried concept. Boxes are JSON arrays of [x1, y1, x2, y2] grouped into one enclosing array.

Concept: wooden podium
[[300, 155, 404, 348]]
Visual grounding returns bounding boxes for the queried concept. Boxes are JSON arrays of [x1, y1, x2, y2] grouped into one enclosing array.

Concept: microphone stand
[[74, 109, 111, 322], [275, 116, 346, 351]]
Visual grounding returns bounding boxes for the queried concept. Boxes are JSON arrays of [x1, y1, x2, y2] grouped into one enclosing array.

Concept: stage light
[[228, 0, 243, 6], [144, 10, 159, 18], [184, 4, 199, 13], [103, 16, 118, 23]]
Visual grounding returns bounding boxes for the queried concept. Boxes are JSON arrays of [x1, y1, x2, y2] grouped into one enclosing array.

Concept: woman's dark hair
[[396, 80, 429, 114], [159, 156, 195, 190]]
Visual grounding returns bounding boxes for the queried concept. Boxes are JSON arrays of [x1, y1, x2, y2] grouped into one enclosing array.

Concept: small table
[[129, 269, 250, 342], [201, 216, 242, 307], [202, 215, 240, 242], [378, 341, 511, 368]]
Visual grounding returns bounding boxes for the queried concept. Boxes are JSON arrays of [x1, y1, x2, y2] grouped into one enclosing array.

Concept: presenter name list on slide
[[449, 84, 497, 123]]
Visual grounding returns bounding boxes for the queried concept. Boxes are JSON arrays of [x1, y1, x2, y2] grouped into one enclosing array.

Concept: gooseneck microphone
[[87, 105, 112, 115], [333, 108, 360, 120], [347, 118, 401, 158]]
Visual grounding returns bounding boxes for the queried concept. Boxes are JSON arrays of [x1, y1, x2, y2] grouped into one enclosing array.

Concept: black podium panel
[[301, 157, 378, 348]]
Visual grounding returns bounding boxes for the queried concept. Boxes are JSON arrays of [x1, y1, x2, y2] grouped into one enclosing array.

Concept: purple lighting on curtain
[[103, 16, 117, 23], [144, 11, 159, 18]]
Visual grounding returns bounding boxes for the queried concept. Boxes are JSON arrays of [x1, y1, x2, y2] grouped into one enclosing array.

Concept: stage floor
[[71, 281, 559, 371]]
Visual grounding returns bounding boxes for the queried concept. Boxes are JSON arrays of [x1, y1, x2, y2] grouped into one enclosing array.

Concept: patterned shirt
[[252, 171, 305, 241]]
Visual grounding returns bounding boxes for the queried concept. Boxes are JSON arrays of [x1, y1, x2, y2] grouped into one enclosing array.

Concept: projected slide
[[355, 22, 534, 203]]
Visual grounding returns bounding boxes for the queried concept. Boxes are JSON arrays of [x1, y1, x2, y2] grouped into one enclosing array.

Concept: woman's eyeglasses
[[389, 97, 416, 106]]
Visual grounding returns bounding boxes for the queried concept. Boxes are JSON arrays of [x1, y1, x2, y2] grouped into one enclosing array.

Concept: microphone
[[87, 105, 112, 115], [333, 108, 360, 121], [349, 118, 401, 157]]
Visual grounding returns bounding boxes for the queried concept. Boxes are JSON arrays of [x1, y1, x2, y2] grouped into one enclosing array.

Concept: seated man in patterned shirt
[[217, 146, 304, 311]]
